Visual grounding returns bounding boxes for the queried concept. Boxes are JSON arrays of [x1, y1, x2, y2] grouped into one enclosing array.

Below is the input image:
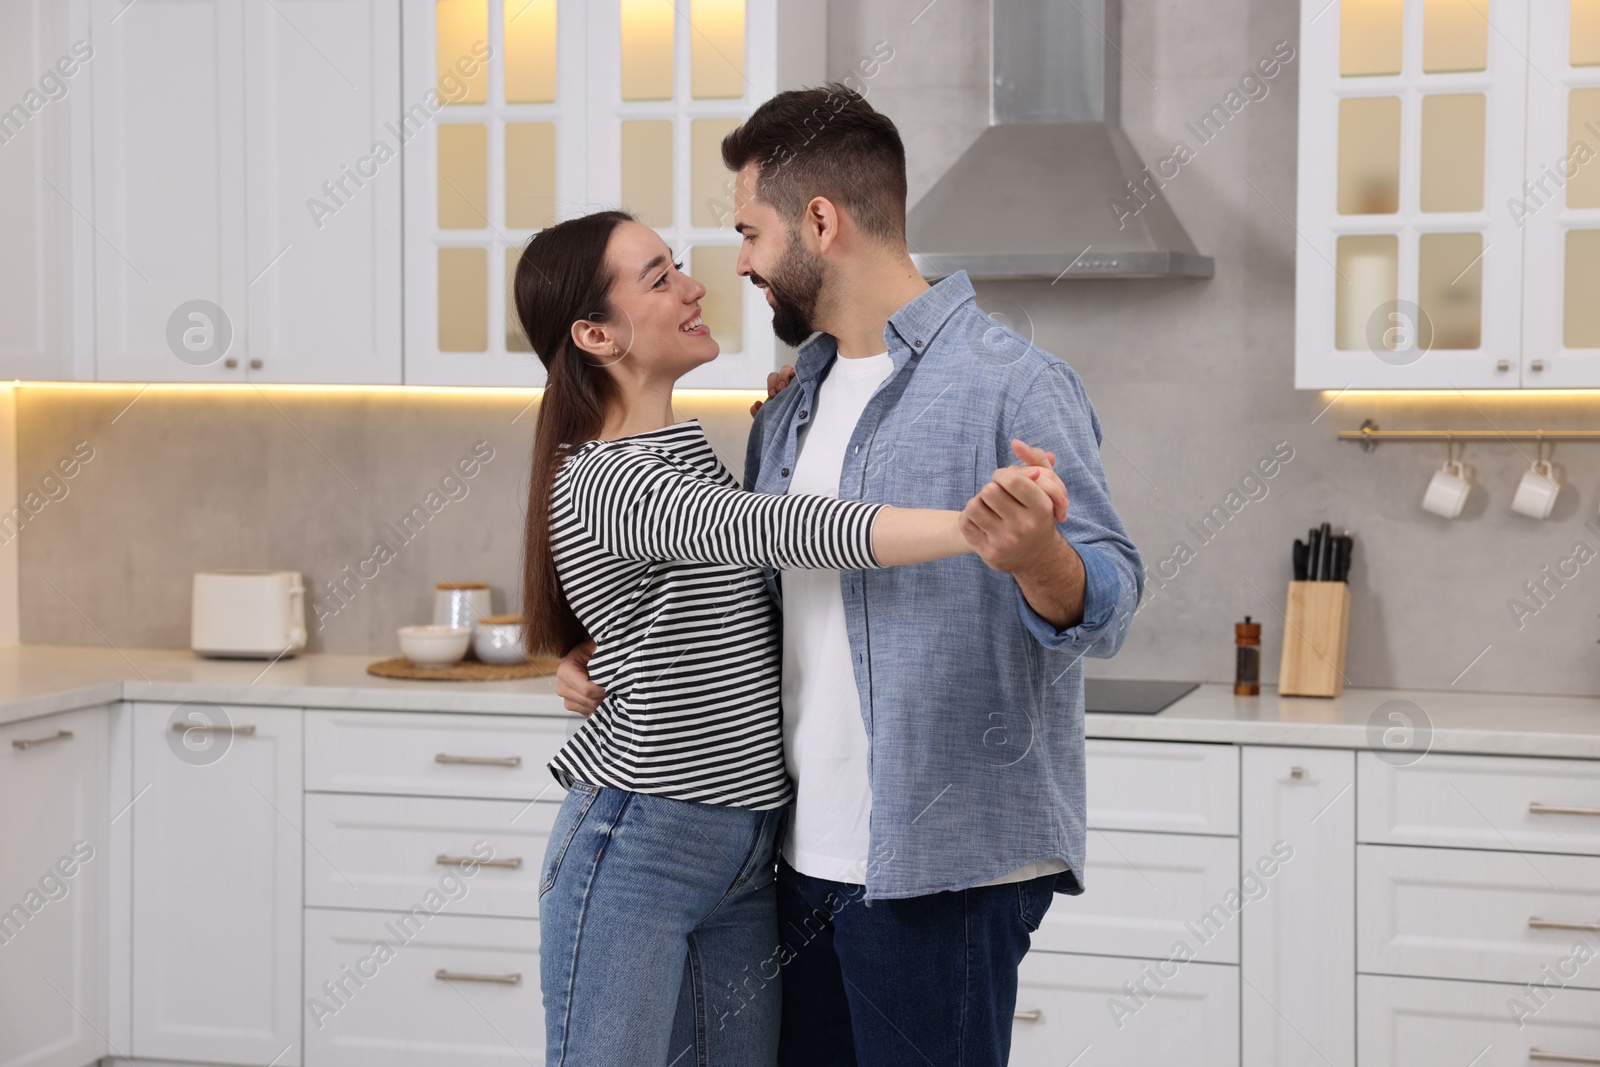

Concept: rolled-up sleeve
[[1005, 360, 1144, 655]]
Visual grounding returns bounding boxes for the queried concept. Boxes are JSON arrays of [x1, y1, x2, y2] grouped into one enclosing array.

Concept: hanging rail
[[1338, 420, 1600, 453]]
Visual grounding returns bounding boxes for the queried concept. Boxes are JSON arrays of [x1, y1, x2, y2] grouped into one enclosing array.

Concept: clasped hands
[[758, 364, 1068, 573], [966, 439, 1069, 574]]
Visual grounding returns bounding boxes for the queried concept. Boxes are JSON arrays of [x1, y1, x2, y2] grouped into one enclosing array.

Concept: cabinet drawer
[[1011, 952, 1238, 1067], [305, 794, 559, 919], [1032, 831, 1241, 964], [305, 710, 570, 800], [1087, 740, 1239, 836], [1357, 844, 1600, 990], [1358, 751, 1600, 856], [304, 909, 543, 1067], [1358, 974, 1600, 1067]]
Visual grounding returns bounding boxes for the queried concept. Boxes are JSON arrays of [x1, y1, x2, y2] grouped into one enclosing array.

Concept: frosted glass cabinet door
[[1295, 0, 1531, 389], [401, 0, 584, 387], [581, 0, 825, 389], [1521, 0, 1600, 386]]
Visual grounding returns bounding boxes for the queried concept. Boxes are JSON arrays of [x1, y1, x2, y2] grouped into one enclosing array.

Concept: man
[[556, 85, 1143, 1066]]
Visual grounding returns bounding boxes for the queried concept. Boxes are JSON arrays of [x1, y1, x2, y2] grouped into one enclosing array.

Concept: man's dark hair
[[720, 84, 907, 243]]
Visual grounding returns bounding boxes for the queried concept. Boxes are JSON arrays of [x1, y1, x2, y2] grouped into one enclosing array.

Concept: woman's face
[[592, 221, 717, 377]]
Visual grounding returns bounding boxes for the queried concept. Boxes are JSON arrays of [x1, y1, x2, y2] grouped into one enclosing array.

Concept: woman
[[513, 210, 1064, 1067]]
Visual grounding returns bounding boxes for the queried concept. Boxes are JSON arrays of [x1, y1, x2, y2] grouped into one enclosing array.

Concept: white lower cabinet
[[0, 708, 109, 1067], [1085, 740, 1240, 836], [1011, 952, 1239, 1067], [1358, 751, 1600, 857], [303, 793, 558, 918], [1358, 843, 1600, 990], [1032, 830, 1240, 965], [304, 709, 569, 801], [303, 909, 543, 1067], [1241, 747, 1355, 1067], [1358, 974, 1600, 1067], [129, 702, 303, 1067], [43, 698, 1600, 1067]]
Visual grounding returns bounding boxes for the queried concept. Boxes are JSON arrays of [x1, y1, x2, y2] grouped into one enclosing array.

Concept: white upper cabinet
[[88, 0, 401, 384], [1520, 0, 1600, 386], [401, 0, 824, 388], [400, 0, 587, 387], [90, 0, 251, 384], [1296, 0, 1532, 389], [580, 0, 786, 389], [3, 0, 819, 387], [0, 0, 93, 382], [242, 0, 403, 384]]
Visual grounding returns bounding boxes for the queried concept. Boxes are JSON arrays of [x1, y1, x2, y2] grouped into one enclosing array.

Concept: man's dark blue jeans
[[775, 856, 1059, 1067]]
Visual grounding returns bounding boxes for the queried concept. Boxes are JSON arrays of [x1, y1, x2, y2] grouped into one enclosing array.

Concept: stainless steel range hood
[[907, 0, 1213, 281]]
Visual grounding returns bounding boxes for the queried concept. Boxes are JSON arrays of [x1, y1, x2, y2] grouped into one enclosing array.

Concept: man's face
[[732, 163, 827, 347]]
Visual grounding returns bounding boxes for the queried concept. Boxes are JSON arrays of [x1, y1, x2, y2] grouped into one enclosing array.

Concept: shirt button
[[799, 410, 808, 418], [914, 339, 923, 347], [853, 446, 859, 454], [781, 467, 790, 477]]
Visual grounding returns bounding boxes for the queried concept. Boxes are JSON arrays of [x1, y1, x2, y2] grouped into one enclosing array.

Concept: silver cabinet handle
[[437, 854, 522, 869], [12, 729, 74, 750], [1530, 803, 1600, 818], [1530, 1051, 1600, 1064], [171, 723, 256, 735], [435, 969, 521, 985], [1013, 1009, 1041, 1022], [435, 753, 522, 767], [1530, 917, 1600, 933]]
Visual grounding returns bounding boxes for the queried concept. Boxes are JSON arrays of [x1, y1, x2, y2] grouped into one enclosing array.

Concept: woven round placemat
[[367, 656, 560, 681]]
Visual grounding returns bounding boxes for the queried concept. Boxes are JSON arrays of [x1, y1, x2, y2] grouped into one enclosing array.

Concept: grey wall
[[20, 0, 1600, 696]]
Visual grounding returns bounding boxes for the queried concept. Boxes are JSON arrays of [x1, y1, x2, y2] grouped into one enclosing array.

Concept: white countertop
[[0, 644, 568, 726], [4, 644, 1600, 759]]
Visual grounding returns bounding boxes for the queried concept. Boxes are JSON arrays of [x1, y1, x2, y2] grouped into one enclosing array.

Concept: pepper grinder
[[1235, 616, 1261, 696]]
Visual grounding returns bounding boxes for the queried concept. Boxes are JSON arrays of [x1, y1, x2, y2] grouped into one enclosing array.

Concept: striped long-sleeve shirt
[[547, 419, 886, 809]]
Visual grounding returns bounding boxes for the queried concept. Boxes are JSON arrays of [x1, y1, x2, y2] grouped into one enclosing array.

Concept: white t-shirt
[[779, 352, 1068, 888], [780, 352, 893, 884]]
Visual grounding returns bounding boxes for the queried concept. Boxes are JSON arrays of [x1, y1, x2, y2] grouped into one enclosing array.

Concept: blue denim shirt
[[743, 271, 1144, 901]]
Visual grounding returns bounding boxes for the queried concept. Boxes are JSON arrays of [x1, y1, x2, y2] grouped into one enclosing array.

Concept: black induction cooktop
[[1084, 678, 1199, 715]]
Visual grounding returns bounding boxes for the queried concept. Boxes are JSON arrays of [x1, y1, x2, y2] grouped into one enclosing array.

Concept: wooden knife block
[[1277, 581, 1350, 698]]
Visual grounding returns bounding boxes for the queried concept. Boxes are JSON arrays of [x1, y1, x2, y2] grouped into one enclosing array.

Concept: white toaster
[[191, 570, 307, 659]]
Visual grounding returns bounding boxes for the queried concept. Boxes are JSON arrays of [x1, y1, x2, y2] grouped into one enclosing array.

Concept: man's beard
[[756, 233, 826, 347]]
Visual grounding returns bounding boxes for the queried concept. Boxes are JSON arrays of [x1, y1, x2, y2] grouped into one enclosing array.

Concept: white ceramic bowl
[[473, 616, 529, 665], [398, 625, 472, 668]]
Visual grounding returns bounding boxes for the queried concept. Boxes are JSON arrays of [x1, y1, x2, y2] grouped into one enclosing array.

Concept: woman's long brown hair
[[514, 210, 633, 658]]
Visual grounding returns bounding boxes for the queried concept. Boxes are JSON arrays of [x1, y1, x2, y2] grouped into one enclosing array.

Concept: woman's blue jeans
[[539, 781, 783, 1066]]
